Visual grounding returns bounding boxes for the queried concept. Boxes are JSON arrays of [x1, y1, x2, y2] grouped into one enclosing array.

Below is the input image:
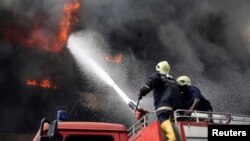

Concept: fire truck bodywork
[[33, 119, 128, 141], [33, 110, 250, 141]]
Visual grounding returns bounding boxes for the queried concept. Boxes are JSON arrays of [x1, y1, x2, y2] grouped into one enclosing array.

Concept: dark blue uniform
[[182, 85, 212, 111], [139, 73, 182, 123]]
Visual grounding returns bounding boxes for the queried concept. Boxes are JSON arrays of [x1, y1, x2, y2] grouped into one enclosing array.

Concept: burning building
[[0, 0, 82, 132]]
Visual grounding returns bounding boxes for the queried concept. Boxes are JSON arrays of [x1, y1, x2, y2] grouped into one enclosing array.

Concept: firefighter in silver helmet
[[176, 75, 213, 116], [136, 61, 182, 141]]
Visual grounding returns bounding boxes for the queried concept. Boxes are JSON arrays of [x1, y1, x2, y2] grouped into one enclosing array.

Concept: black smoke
[[0, 0, 250, 133], [80, 0, 250, 116]]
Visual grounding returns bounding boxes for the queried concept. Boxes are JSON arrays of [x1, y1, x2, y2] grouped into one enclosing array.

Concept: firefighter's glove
[[135, 108, 148, 120], [184, 111, 192, 116]]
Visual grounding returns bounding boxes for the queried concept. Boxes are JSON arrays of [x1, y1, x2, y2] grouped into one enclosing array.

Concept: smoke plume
[[79, 0, 250, 116]]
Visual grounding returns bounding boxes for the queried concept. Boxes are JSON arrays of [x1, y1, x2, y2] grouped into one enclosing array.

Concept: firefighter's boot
[[160, 119, 177, 141]]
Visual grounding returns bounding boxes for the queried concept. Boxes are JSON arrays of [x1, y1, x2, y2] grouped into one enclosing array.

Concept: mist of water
[[67, 31, 133, 108]]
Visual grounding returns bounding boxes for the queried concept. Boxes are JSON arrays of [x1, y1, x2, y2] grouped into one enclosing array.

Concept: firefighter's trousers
[[160, 119, 177, 141]]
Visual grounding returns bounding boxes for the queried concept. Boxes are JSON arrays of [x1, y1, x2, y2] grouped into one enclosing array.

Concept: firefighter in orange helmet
[[137, 61, 182, 141]]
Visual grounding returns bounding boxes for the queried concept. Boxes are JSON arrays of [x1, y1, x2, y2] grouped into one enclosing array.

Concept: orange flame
[[0, 0, 80, 53], [26, 79, 56, 89], [40, 79, 51, 88], [51, 0, 80, 52], [26, 79, 37, 86], [104, 54, 123, 64]]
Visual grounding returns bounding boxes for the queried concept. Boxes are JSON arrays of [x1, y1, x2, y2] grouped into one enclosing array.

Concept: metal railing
[[128, 109, 250, 137], [173, 109, 232, 124], [127, 114, 150, 137]]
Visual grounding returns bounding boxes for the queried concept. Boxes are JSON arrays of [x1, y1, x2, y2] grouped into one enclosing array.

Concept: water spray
[[67, 32, 138, 112]]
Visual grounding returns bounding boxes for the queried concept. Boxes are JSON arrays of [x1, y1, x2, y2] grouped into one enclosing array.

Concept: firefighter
[[176, 75, 213, 116], [137, 61, 182, 141]]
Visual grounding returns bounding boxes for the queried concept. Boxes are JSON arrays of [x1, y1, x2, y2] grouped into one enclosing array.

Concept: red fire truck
[[32, 109, 250, 141]]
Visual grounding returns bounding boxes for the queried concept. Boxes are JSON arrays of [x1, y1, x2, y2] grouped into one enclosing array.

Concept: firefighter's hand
[[138, 93, 143, 100], [184, 111, 192, 116], [135, 108, 148, 120], [135, 110, 142, 120]]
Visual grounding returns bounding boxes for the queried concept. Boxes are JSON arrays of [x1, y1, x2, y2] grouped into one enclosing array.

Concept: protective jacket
[[139, 72, 182, 111], [182, 85, 213, 111]]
